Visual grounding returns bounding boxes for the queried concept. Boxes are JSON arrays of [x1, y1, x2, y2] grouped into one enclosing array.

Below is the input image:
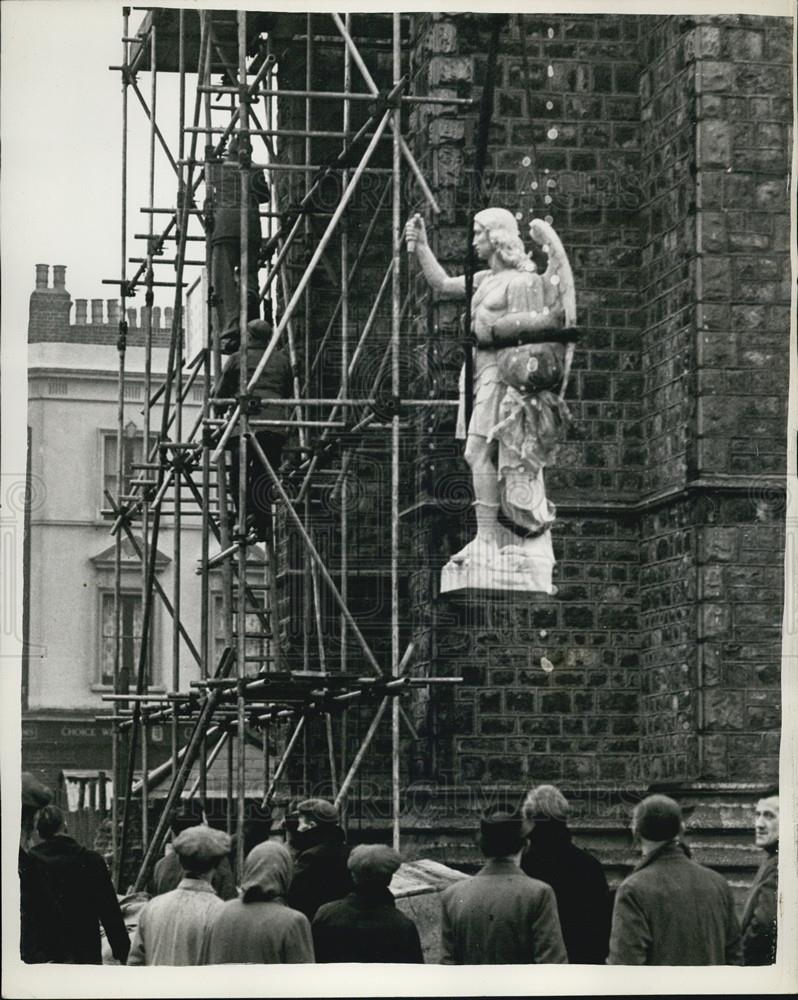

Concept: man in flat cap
[[287, 798, 353, 921], [128, 825, 231, 965], [149, 802, 236, 902], [312, 844, 423, 963], [609, 794, 741, 965], [19, 771, 67, 963], [440, 808, 567, 964]]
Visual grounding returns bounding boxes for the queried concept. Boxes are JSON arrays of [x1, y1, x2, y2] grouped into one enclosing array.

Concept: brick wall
[[404, 11, 788, 797], [28, 267, 175, 349], [406, 12, 647, 793], [636, 14, 790, 782]]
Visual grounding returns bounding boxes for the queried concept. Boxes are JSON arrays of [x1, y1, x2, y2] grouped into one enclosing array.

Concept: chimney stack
[[164, 306, 174, 329], [75, 299, 88, 324], [91, 299, 104, 325], [29, 262, 71, 341], [152, 306, 162, 329], [107, 300, 120, 325], [127, 307, 138, 329]]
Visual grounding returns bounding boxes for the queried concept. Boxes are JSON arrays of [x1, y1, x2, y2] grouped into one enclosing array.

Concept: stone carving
[[406, 208, 577, 594]]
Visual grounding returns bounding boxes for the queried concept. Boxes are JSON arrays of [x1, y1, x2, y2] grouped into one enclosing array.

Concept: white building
[[23, 264, 209, 788]]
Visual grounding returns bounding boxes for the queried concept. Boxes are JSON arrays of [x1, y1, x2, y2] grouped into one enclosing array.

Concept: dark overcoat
[[521, 821, 611, 964], [312, 886, 424, 963], [287, 825, 354, 921], [740, 849, 778, 965], [29, 834, 129, 964]]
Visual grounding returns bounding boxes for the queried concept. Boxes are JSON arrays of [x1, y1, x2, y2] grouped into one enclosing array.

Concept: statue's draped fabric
[[483, 267, 571, 535]]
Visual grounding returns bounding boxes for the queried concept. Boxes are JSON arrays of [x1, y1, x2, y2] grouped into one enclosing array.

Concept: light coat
[[440, 857, 568, 965], [204, 842, 313, 964], [127, 878, 223, 966], [608, 840, 742, 966]]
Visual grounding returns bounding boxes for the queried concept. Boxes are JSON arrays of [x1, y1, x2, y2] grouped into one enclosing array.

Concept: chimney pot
[[52, 265, 66, 290], [35, 264, 49, 290], [91, 299, 104, 324], [75, 299, 88, 324], [107, 300, 120, 324]]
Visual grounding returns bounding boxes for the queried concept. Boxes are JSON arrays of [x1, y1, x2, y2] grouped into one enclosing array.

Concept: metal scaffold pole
[[103, 13, 468, 881], [111, 3, 131, 887], [390, 13, 402, 852], [235, 7, 250, 883]]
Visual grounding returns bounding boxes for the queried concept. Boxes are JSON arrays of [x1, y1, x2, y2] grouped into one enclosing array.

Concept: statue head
[[473, 208, 535, 272]]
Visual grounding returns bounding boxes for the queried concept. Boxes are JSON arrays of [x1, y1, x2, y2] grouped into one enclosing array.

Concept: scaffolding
[[99, 9, 467, 890]]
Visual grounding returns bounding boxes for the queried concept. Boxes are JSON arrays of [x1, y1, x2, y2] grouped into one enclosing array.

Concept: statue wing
[[506, 269, 544, 315], [529, 219, 577, 326]]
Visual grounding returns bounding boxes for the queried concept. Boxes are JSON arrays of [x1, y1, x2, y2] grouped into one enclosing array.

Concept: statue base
[[440, 530, 556, 595]]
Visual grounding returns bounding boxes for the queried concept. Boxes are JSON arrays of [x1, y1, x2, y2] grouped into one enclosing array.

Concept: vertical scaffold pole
[[170, 7, 187, 823], [235, 8, 249, 880], [340, 12, 351, 682], [117, 18, 158, 890], [301, 13, 313, 678], [390, 14, 402, 853], [112, 4, 131, 886], [142, 17, 159, 857], [199, 10, 213, 810]]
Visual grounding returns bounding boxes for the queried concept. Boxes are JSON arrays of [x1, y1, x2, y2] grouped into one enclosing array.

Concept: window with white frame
[[211, 592, 272, 673], [101, 426, 158, 513], [98, 590, 157, 688]]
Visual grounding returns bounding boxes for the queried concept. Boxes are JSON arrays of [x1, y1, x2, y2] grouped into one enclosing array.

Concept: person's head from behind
[[169, 799, 205, 838], [21, 771, 52, 847], [243, 813, 273, 857], [241, 841, 293, 904], [632, 794, 684, 855], [172, 825, 231, 879], [521, 784, 569, 833], [754, 787, 779, 851], [348, 844, 402, 892], [36, 804, 66, 840], [479, 808, 525, 861]]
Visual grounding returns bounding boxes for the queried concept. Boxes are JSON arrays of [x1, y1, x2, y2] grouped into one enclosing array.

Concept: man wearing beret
[[149, 803, 237, 902], [609, 794, 741, 965], [128, 826, 231, 965], [287, 799, 354, 921], [312, 844, 424, 963], [440, 809, 568, 964], [19, 771, 67, 963]]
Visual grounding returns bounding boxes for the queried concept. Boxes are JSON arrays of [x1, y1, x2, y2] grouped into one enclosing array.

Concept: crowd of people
[[18, 773, 779, 967]]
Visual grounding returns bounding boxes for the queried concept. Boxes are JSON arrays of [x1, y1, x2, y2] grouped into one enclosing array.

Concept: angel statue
[[405, 207, 578, 593]]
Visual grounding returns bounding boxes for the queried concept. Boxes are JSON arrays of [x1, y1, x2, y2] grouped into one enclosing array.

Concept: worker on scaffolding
[[214, 318, 292, 542], [208, 138, 270, 355]]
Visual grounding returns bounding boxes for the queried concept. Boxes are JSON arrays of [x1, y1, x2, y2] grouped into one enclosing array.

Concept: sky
[[2, 1, 187, 323]]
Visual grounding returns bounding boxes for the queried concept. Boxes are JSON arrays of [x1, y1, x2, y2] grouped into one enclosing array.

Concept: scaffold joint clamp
[[239, 393, 262, 416]]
